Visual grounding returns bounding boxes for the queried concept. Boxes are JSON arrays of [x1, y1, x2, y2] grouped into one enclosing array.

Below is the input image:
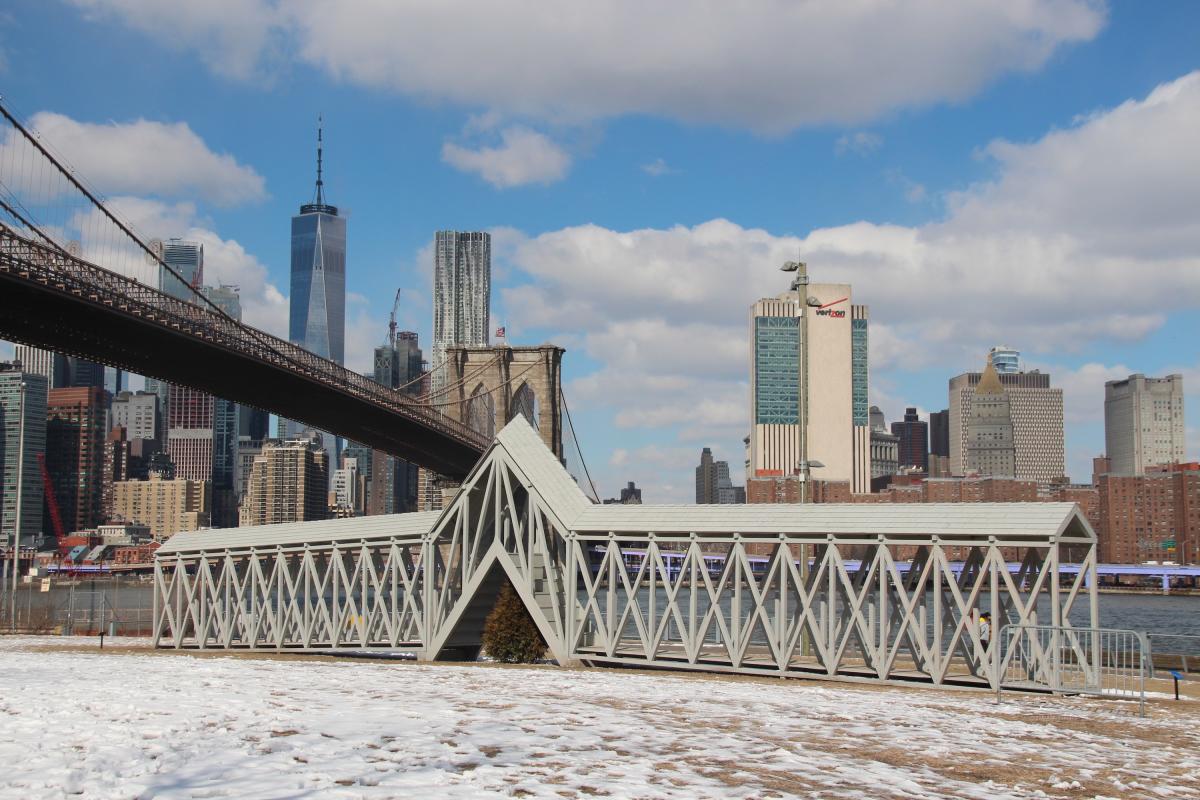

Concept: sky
[[1, 0, 1198, 502]]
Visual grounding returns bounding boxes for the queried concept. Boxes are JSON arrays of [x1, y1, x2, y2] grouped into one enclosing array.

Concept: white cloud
[[67, 0, 284, 82], [497, 72, 1200, 476], [184, 227, 288, 338], [835, 131, 883, 156], [13, 111, 266, 207], [641, 158, 675, 177], [442, 126, 571, 188], [76, 197, 289, 337], [883, 168, 927, 203], [68, 0, 1104, 132]]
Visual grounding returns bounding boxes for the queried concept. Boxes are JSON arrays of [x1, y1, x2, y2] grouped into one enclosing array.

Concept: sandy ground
[[0, 636, 1197, 799]]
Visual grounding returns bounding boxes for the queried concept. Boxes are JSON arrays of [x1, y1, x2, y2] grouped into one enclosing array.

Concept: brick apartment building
[[1097, 464, 1199, 565]]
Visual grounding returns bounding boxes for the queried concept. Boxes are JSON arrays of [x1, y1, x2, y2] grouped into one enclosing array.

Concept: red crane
[[37, 452, 66, 555]]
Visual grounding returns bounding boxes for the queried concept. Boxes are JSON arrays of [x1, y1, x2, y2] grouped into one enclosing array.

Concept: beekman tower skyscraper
[[285, 119, 346, 460]]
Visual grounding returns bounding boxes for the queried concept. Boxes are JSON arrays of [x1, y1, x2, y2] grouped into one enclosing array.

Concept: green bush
[[482, 580, 547, 663]]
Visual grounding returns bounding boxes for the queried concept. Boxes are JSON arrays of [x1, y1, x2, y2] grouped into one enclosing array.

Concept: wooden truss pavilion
[[154, 418, 1098, 689]]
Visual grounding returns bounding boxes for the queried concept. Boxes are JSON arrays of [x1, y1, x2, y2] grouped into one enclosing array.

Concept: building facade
[[113, 475, 210, 540], [367, 331, 422, 515], [432, 231, 491, 390], [964, 359, 1016, 478], [949, 367, 1064, 483], [929, 409, 950, 477], [200, 284, 244, 528], [696, 448, 744, 504], [891, 407, 929, 471], [14, 345, 104, 390], [240, 439, 329, 526], [160, 238, 204, 300], [989, 345, 1020, 375], [111, 390, 160, 442], [1097, 464, 1198, 564], [165, 384, 214, 484], [870, 428, 899, 482], [749, 272, 869, 493], [1104, 373, 1186, 476], [0, 366, 48, 548], [45, 386, 107, 533]]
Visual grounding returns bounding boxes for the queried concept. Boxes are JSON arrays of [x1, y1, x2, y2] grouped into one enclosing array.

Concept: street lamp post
[[10, 379, 26, 630]]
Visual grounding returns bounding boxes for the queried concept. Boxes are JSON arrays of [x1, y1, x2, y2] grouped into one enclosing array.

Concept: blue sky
[[2, 1, 1198, 501]]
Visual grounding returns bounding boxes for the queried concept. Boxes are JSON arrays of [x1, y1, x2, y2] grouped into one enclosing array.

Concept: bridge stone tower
[[443, 344, 564, 459]]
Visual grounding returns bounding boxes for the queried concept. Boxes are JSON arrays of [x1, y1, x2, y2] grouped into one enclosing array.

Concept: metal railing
[[1147, 634, 1200, 677], [996, 624, 1149, 716], [0, 226, 489, 451]]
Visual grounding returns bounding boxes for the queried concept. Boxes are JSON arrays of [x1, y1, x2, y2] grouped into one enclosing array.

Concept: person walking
[[978, 612, 992, 652]]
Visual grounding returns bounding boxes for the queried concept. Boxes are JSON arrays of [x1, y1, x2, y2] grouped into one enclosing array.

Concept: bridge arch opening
[[466, 383, 495, 438], [510, 382, 539, 431]]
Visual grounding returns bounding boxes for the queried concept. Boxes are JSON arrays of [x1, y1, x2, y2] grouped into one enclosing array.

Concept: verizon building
[[749, 275, 869, 492], [948, 354, 1065, 484]]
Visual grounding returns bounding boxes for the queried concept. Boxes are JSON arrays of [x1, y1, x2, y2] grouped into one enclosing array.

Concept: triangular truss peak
[[155, 416, 1099, 690]]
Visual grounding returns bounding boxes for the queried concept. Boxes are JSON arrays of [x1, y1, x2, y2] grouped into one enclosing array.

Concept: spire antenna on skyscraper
[[300, 115, 337, 216], [315, 114, 325, 207]]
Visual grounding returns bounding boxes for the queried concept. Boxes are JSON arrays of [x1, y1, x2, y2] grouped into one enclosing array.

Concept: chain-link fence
[[0, 574, 155, 636]]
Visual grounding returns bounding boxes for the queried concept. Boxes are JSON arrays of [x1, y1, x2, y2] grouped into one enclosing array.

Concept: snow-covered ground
[[0, 637, 1196, 799]]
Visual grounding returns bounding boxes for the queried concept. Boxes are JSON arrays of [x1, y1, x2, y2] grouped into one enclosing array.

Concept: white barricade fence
[[996, 625, 1149, 716]]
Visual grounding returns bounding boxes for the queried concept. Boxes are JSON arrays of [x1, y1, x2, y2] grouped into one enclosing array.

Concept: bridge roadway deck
[[0, 229, 485, 477]]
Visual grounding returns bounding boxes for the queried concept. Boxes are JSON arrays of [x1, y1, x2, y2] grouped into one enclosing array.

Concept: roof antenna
[[314, 114, 325, 206]]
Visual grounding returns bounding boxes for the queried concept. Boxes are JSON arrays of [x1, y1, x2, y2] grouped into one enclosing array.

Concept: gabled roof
[[157, 511, 440, 555], [492, 416, 593, 523], [570, 502, 1093, 542]]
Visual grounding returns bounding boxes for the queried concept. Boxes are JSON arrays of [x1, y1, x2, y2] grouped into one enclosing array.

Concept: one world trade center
[[285, 119, 346, 459]]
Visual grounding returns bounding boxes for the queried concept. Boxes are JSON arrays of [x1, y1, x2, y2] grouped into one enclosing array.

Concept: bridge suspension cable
[[0, 96, 491, 469], [559, 387, 599, 503]]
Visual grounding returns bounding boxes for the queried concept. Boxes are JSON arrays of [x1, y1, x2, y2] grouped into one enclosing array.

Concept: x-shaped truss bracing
[[155, 421, 1098, 690]]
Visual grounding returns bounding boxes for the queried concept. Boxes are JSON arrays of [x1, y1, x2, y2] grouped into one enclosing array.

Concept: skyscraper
[[200, 284, 243, 527], [1104, 374, 1186, 476], [0, 364, 47, 549], [965, 357, 1016, 478], [368, 331, 422, 515], [13, 344, 103, 390], [290, 122, 346, 365], [695, 448, 744, 504], [160, 238, 204, 301], [891, 407, 929, 471], [165, 385, 214, 484], [432, 231, 490, 389], [929, 409, 951, 478], [45, 386, 107, 533], [696, 447, 721, 504], [989, 345, 1020, 375], [948, 365, 1064, 483], [240, 438, 329, 526], [748, 266, 869, 492], [286, 121, 346, 460]]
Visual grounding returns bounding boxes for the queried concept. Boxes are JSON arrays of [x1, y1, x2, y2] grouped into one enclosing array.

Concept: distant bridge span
[[0, 226, 488, 478]]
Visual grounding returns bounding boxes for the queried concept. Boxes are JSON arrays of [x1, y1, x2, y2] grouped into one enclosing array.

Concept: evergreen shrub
[[482, 581, 547, 663]]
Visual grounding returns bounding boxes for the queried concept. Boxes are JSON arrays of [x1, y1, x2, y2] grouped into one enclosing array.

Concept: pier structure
[[154, 418, 1098, 689]]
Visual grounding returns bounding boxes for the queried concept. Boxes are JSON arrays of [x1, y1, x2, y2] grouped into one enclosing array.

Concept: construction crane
[[385, 287, 403, 349], [37, 452, 66, 556]]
